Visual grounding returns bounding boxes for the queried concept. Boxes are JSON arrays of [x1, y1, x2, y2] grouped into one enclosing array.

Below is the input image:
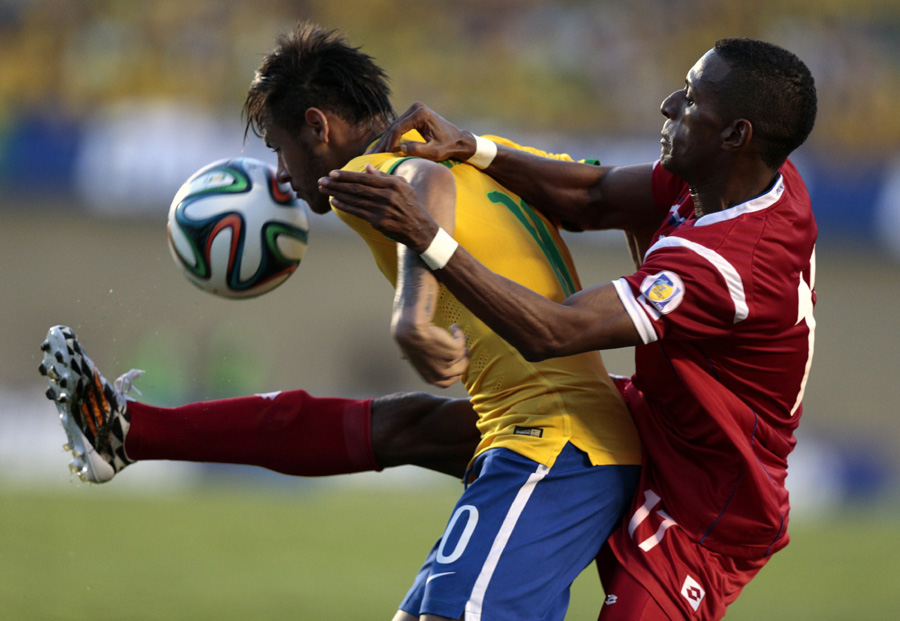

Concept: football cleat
[[39, 325, 143, 483]]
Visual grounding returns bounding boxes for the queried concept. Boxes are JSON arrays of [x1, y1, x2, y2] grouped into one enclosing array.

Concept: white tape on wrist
[[466, 135, 497, 169], [419, 227, 458, 270]]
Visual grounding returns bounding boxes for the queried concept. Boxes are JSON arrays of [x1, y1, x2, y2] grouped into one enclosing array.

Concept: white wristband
[[419, 227, 458, 270], [466, 135, 497, 169]]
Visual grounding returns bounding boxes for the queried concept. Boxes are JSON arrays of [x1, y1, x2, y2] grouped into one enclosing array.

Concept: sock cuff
[[343, 398, 382, 472]]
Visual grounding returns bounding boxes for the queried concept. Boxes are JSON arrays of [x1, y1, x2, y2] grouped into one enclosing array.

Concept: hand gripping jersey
[[334, 133, 641, 470], [612, 159, 816, 560]]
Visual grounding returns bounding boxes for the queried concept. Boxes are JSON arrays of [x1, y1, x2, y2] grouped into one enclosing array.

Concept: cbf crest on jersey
[[640, 271, 685, 314]]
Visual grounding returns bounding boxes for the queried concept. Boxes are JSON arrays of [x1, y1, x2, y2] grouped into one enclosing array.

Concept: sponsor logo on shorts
[[681, 575, 705, 612], [640, 271, 685, 314], [514, 427, 543, 438]]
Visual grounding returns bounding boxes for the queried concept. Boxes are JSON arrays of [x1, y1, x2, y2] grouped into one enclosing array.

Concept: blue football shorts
[[398, 442, 640, 620]]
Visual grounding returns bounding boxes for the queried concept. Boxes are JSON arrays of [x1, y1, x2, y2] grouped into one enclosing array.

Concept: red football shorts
[[595, 513, 768, 620]]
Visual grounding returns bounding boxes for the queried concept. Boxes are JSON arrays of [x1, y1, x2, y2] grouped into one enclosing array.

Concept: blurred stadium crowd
[[2, 0, 899, 148], [1, 0, 900, 252], [1, 0, 898, 509]]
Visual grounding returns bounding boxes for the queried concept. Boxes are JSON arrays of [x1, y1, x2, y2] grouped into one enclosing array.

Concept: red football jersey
[[612, 159, 817, 560]]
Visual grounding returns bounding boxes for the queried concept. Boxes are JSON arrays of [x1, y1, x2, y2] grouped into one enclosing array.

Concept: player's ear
[[722, 118, 752, 152], [304, 107, 329, 143]]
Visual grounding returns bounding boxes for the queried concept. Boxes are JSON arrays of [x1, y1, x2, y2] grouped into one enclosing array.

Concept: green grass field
[[1, 481, 897, 620]]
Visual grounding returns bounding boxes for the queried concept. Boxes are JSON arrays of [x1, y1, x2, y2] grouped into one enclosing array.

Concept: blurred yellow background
[[1, 0, 897, 530]]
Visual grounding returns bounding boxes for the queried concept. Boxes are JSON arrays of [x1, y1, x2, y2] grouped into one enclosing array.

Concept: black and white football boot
[[39, 325, 142, 483]]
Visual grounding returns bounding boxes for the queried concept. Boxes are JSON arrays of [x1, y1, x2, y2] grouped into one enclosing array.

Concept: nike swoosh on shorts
[[426, 571, 456, 584]]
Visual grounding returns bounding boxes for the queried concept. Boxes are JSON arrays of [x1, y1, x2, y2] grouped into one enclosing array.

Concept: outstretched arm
[[320, 167, 643, 361], [369, 102, 661, 238]]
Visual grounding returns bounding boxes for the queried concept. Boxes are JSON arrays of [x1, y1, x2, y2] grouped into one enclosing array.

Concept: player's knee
[[370, 392, 449, 465], [370, 393, 478, 471]]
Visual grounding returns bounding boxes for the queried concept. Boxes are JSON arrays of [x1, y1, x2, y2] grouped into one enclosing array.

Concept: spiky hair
[[244, 22, 394, 139]]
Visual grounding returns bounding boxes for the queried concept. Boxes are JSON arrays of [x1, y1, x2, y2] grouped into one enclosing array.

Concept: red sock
[[124, 390, 381, 476]]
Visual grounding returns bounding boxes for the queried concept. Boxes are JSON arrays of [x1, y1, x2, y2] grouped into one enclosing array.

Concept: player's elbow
[[513, 327, 574, 362], [519, 345, 552, 363], [512, 309, 607, 362]]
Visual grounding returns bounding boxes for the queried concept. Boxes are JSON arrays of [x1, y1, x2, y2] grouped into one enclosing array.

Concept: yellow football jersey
[[334, 133, 640, 469]]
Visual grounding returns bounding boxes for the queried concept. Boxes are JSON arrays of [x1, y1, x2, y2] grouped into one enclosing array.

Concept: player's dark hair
[[713, 38, 817, 168], [244, 22, 394, 140]]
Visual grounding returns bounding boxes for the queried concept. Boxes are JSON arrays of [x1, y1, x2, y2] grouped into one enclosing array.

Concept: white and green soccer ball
[[167, 157, 309, 299]]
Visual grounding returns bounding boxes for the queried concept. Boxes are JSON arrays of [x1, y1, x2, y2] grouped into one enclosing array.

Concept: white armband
[[419, 227, 458, 270], [466, 135, 497, 170]]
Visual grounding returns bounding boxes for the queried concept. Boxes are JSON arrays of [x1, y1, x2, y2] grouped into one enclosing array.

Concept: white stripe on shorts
[[465, 463, 551, 620]]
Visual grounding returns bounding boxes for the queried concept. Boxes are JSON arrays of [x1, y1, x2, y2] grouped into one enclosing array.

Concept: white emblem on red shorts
[[681, 575, 705, 612]]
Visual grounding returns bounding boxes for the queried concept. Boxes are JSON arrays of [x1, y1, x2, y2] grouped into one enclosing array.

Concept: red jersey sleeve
[[615, 245, 739, 344]]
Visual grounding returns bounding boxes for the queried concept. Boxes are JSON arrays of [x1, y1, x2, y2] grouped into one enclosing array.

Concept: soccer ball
[[167, 157, 309, 299]]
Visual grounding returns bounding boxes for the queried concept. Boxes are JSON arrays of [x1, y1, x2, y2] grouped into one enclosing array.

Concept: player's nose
[[275, 165, 291, 184], [660, 90, 681, 120]]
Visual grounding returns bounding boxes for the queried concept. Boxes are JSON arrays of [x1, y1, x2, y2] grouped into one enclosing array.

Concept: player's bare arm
[[388, 158, 469, 387], [321, 167, 642, 361], [370, 103, 661, 238]]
